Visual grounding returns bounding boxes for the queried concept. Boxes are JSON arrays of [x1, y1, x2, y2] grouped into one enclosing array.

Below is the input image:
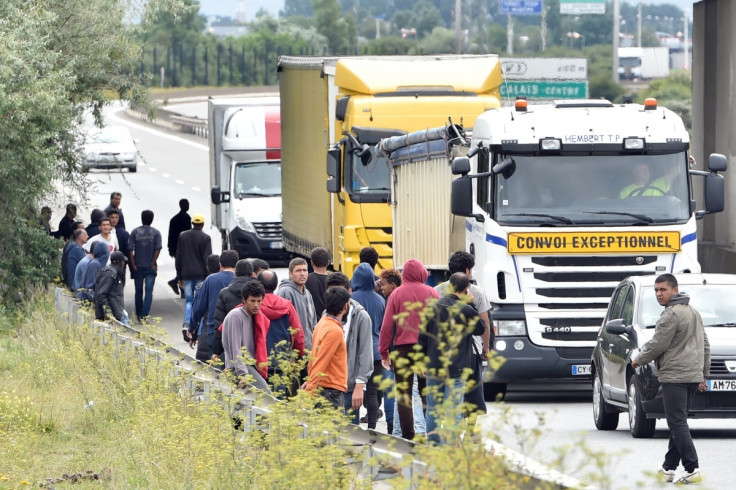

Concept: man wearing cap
[[129, 210, 162, 321], [175, 213, 212, 338], [95, 251, 128, 325]]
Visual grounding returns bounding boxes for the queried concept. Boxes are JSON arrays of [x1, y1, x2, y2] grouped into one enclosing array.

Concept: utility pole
[[637, 3, 642, 48], [683, 10, 689, 70], [541, 5, 548, 51], [455, 0, 462, 54], [507, 14, 514, 55], [613, 0, 620, 83]]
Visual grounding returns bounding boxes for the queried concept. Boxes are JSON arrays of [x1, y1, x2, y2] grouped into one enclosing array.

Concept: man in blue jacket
[[351, 262, 386, 430], [188, 250, 239, 358]]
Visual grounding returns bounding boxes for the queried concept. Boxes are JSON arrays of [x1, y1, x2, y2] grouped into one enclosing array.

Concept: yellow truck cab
[[278, 55, 502, 276]]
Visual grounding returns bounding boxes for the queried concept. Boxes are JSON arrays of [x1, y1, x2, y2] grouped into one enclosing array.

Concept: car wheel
[[628, 376, 656, 438], [483, 382, 506, 402], [128, 165, 137, 173], [593, 372, 619, 430]]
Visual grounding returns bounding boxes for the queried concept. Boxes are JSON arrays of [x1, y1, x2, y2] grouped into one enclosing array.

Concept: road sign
[[499, 0, 543, 15], [560, 0, 605, 15], [500, 81, 588, 100], [502, 58, 587, 80]]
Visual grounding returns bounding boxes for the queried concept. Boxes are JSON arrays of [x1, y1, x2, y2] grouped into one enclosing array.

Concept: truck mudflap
[[229, 227, 290, 262], [487, 337, 593, 383]]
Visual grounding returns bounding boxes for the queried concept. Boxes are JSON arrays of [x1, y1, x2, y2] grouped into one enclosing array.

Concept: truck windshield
[[494, 152, 690, 225], [234, 162, 281, 198], [347, 151, 390, 196]]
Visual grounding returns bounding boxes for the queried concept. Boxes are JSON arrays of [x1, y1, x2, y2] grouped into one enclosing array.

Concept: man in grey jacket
[[326, 272, 374, 425], [277, 258, 317, 349], [632, 273, 710, 485]]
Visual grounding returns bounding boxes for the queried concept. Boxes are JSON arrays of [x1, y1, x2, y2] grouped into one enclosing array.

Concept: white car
[[83, 126, 139, 172]]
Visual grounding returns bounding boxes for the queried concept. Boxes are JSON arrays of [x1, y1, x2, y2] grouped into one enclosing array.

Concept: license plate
[[269, 241, 284, 249], [572, 364, 591, 376], [707, 379, 736, 391]]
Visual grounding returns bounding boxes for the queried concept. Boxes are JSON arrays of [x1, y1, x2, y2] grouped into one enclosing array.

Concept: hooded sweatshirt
[[213, 275, 256, 330], [638, 292, 711, 384], [277, 279, 317, 350], [260, 293, 306, 358], [351, 263, 386, 361], [378, 259, 439, 361], [79, 242, 110, 301]]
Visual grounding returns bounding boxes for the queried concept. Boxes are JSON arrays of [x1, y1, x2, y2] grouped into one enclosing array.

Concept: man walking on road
[[129, 210, 162, 321], [175, 213, 212, 338], [167, 198, 191, 295], [631, 274, 710, 484], [378, 258, 439, 441], [277, 258, 317, 350]]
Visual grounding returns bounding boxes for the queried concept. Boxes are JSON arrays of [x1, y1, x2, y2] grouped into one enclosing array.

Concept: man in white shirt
[[84, 217, 119, 254]]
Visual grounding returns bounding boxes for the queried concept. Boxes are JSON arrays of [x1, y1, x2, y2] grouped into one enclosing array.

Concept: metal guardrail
[[52, 287, 583, 488], [169, 114, 208, 139]]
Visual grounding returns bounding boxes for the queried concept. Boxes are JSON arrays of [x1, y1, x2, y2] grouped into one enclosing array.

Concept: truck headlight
[[496, 320, 526, 336], [236, 216, 256, 233]]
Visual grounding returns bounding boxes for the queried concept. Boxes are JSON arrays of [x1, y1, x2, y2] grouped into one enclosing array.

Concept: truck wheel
[[484, 382, 506, 402], [628, 377, 655, 438], [593, 372, 619, 430]]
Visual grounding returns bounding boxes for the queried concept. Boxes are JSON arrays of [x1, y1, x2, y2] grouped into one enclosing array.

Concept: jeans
[[383, 369, 395, 429], [344, 391, 361, 425], [364, 360, 384, 429], [392, 376, 426, 437], [662, 382, 700, 472], [133, 267, 157, 318], [393, 344, 426, 440], [182, 279, 203, 325], [319, 388, 345, 410], [425, 376, 466, 446]]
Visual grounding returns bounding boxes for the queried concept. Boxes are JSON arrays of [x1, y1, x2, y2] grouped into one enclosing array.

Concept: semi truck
[[449, 97, 726, 398], [209, 97, 290, 262], [277, 55, 503, 276], [618, 47, 670, 80]]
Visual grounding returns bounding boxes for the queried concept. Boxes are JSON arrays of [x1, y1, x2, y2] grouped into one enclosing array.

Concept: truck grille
[[523, 254, 660, 347], [254, 222, 282, 239]]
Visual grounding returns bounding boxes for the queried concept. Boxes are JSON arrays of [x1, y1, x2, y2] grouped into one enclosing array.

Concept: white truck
[[618, 47, 670, 80], [449, 98, 726, 398], [209, 97, 289, 262]]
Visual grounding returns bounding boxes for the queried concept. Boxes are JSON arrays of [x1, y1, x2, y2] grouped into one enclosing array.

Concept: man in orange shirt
[[304, 287, 351, 409]]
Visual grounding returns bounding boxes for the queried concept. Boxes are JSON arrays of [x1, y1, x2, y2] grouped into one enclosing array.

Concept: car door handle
[[608, 343, 614, 352]]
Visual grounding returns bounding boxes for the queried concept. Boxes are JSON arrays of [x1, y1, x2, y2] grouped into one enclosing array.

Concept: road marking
[[107, 108, 208, 151], [192, 186, 201, 192], [149, 167, 157, 172], [175, 179, 184, 185], [162, 173, 170, 178]]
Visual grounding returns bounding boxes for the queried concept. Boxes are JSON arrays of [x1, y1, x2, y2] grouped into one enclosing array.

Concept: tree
[[312, 0, 356, 54], [0, 0, 185, 302], [282, 0, 313, 17]]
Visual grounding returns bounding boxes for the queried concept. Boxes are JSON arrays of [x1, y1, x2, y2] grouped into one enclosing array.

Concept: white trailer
[[209, 97, 289, 262], [618, 47, 670, 80]]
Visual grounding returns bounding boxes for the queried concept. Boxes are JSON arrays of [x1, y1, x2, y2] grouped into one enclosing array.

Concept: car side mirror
[[606, 318, 635, 339]]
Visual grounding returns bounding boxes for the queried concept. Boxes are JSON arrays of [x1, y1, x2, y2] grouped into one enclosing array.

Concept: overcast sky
[[197, 0, 696, 20]]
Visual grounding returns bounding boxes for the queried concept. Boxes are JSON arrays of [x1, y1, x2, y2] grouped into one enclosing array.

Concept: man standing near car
[[631, 273, 710, 484]]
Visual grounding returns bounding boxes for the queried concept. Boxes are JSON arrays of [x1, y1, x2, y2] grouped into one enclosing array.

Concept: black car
[[592, 273, 736, 438]]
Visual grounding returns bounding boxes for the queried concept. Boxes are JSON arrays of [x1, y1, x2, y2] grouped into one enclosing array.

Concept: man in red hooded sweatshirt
[[378, 259, 439, 440], [257, 269, 306, 397]]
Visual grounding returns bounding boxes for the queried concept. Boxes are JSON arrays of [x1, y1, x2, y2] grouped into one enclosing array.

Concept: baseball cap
[[192, 214, 205, 224], [110, 251, 128, 263]]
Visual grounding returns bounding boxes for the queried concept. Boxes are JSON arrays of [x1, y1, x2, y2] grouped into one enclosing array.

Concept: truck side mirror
[[708, 153, 727, 172], [326, 147, 341, 193], [211, 186, 229, 204], [451, 176, 484, 222], [704, 172, 725, 215], [451, 157, 471, 175], [492, 157, 516, 179]]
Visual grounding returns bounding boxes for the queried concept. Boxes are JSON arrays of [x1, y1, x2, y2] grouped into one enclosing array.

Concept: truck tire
[[484, 382, 506, 402], [593, 372, 619, 430], [628, 376, 656, 438]]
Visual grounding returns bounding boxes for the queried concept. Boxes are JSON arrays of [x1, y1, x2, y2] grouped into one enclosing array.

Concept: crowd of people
[[53, 193, 494, 444]]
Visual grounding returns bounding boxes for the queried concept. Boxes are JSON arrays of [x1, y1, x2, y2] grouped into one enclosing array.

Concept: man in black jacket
[[175, 213, 212, 335], [94, 251, 128, 325], [420, 272, 485, 446], [167, 198, 191, 295]]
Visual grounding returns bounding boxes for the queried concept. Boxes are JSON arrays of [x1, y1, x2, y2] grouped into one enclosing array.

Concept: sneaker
[[359, 408, 383, 424], [657, 467, 675, 483], [675, 468, 702, 485], [168, 279, 180, 295]]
